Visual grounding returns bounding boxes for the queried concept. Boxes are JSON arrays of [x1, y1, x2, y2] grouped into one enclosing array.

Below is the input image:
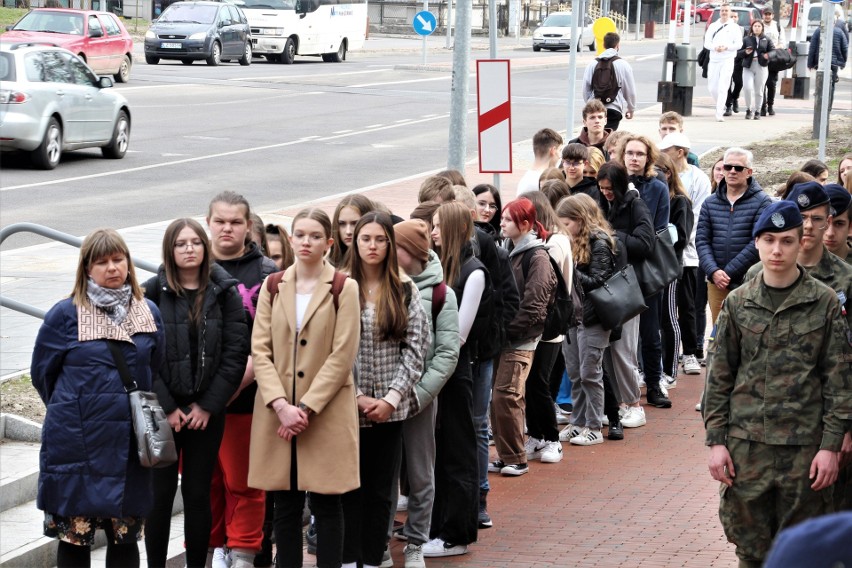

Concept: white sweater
[[704, 20, 743, 62]]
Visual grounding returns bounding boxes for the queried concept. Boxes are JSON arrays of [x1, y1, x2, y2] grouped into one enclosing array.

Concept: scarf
[[86, 278, 133, 325]]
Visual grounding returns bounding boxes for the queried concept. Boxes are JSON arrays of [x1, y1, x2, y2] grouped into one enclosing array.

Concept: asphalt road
[[0, 36, 682, 249]]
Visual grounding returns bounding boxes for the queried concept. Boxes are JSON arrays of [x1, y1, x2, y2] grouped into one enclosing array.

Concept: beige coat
[[248, 262, 361, 494]]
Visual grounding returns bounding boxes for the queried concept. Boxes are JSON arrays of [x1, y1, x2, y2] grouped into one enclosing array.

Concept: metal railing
[[0, 222, 158, 320]]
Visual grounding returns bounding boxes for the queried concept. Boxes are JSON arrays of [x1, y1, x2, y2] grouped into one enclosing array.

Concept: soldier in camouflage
[[704, 200, 852, 568], [823, 184, 851, 266]]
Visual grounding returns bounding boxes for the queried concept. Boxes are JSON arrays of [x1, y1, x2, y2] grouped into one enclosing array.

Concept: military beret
[[785, 181, 830, 211], [764, 511, 852, 568], [753, 201, 803, 238], [824, 183, 851, 217]]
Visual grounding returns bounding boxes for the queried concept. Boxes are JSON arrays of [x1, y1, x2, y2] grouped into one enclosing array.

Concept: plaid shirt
[[356, 281, 431, 427]]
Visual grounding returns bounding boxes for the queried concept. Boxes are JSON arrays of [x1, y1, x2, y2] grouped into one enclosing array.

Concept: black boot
[[745, 109, 752, 119], [760, 104, 767, 116], [732, 100, 739, 113], [647, 386, 672, 408], [723, 105, 732, 117], [767, 104, 775, 116]]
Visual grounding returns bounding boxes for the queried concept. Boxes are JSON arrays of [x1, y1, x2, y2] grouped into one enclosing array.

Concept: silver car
[[0, 42, 131, 170]]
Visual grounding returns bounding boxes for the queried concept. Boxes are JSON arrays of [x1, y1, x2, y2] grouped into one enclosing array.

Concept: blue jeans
[[472, 358, 493, 494]]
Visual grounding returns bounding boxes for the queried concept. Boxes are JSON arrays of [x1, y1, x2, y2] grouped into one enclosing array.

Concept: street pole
[[446, 0, 453, 49], [682, 0, 692, 44], [566, 0, 582, 138], [812, 2, 832, 154], [422, 0, 428, 65], [489, 0, 500, 190], [447, 0, 471, 171]]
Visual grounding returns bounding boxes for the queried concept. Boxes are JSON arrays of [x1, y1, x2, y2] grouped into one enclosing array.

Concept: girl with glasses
[[143, 218, 250, 568], [471, 183, 502, 236]]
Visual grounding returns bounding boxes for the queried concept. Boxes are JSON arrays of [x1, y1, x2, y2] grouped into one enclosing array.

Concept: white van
[[805, 2, 846, 41]]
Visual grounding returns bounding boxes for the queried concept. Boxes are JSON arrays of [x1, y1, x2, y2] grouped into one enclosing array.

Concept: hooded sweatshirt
[[506, 233, 556, 350], [582, 47, 637, 116]]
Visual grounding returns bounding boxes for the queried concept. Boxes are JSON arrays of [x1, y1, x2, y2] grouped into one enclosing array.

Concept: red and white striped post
[[476, 59, 512, 176]]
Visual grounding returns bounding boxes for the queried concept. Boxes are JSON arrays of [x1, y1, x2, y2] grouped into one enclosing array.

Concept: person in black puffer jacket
[[143, 218, 249, 568], [738, 20, 774, 120]]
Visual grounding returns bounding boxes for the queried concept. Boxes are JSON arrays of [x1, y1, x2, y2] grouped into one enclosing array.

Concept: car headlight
[[188, 32, 208, 40], [145, 30, 155, 39], [533, 31, 543, 39]]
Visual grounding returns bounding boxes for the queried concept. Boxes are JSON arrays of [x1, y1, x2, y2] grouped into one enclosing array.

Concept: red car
[[3, 8, 133, 82], [694, 2, 718, 23]]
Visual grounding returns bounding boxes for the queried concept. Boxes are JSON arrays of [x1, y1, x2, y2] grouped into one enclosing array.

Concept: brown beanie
[[394, 220, 431, 264]]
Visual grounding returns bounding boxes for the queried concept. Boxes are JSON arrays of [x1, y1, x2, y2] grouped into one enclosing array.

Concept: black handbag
[[635, 227, 681, 298], [107, 340, 177, 469], [767, 48, 795, 73], [587, 265, 648, 331]]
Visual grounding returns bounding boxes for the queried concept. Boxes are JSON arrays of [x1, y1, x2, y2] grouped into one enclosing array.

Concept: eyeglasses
[[722, 164, 748, 172], [357, 235, 389, 248], [624, 151, 647, 158], [476, 200, 498, 211], [174, 240, 203, 250], [562, 159, 583, 168], [801, 213, 828, 229]]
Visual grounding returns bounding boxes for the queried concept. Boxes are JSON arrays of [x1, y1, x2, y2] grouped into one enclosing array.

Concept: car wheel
[[114, 54, 131, 83], [323, 40, 345, 62], [533, 45, 541, 52], [182, 59, 193, 65], [102, 111, 130, 160], [146, 55, 160, 65], [32, 117, 62, 170], [239, 41, 252, 65], [695, 14, 701, 22], [206, 41, 222, 66], [280, 37, 295, 64]]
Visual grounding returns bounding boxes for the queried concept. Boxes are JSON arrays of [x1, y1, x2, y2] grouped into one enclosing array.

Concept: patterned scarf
[[86, 278, 132, 325]]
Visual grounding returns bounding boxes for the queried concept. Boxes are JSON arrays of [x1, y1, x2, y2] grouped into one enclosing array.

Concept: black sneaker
[[500, 463, 529, 476], [647, 388, 672, 409], [487, 460, 505, 473], [558, 402, 573, 413], [478, 494, 493, 528], [732, 101, 739, 113], [607, 420, 624, 441], [305, 520, 317, 555]]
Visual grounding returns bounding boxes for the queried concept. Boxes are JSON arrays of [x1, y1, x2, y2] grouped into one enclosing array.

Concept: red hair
[[503, 199, 549, 241]]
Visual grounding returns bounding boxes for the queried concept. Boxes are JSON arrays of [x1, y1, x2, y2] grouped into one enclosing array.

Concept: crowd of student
[[30, 102, 852, 568]]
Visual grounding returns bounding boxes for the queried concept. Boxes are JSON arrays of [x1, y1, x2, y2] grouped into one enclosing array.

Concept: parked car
[[678, 3, 697, 24], [2, 8, 133, 82], [0, 42, 131, 169], [805, 3, 846, 41], [694, 3, 718, 23], [705, 6, 762, 30], [532, 12, 596, 52], [144, 1, 252, 66]]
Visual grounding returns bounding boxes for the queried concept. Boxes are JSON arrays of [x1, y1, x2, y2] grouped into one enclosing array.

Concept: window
[[229, 5, 245, 24], [69, 55, 97, 86], [102, 14, 122, 36], [0, 53, 14, 82], [89, 15, 103, 37], [219, 6, 233, 25], [25, 51, 72, 84]]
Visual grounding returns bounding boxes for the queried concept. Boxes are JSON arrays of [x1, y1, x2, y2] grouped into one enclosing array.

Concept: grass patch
[[0, 7, 27, 28], [0, 7, 149, 38]]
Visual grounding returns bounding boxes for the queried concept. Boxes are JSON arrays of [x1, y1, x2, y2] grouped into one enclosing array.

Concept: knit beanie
[[394, 220, 431, 263]]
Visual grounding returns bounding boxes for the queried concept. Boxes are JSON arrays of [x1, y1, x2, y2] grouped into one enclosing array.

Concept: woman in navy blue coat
[[31, 228, 165, 568]]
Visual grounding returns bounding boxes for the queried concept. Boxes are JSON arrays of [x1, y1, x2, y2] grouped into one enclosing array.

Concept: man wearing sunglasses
[[697, 147, 772, 324]]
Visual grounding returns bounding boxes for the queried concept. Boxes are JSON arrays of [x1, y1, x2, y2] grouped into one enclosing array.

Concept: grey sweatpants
[[563, 323, 610, 430], [603, 315, 642, 405]]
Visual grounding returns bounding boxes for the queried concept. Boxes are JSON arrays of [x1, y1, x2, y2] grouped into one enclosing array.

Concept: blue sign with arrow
[[413, 10, 437, 35]]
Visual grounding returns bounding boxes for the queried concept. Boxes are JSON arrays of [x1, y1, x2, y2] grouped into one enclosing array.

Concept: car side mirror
[[218, 20, 226, 27], [98, 76, 113, 88], [5, 25, 13, 31], [90, 28, 103, 38]]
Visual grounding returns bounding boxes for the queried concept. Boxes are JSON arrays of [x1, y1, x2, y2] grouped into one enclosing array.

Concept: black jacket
[[568, 176, 601, 203], [143, 264, 249, 416], [601, 189, 655, 264], [575, 232, 616, 326], [669, 194, 694, 263], [738, 34, 774, 67]]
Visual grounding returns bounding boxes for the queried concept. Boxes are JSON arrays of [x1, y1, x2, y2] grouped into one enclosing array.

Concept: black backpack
[[521, 245, 574, 341], [591, 56, 620, 104]]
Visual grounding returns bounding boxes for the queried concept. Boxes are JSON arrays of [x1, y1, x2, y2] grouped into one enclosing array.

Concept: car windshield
[[13, 11, 84, 35], [231, 0, 295, 10], [158, 4, 219, 24], [543, 14, 574, 27]]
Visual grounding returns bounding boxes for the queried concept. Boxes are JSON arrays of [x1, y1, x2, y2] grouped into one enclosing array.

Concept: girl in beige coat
[[249, 208, 361, 568]]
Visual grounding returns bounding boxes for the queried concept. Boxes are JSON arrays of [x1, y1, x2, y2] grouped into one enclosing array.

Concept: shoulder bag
[[107, 340, 177, 469], [635, 227, 682, 298], [587, 264, 648, 331]]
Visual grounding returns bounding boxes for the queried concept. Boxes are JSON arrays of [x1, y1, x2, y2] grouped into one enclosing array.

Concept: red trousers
[[208, 413, 265, 551]]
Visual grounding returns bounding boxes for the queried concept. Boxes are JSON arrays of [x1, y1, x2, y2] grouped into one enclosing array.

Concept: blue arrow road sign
[[413, 11, 437, 35]]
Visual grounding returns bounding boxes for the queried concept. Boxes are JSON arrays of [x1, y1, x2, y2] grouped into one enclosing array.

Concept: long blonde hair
[[434, 201, 474, 286], [556, 194, 616, 265], [72, 228, 143, 307]]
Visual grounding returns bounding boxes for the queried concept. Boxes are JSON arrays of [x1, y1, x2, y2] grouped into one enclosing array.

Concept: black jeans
[[524, 341, 561, 442], [342, 421, 403, 567], [273, 442, 343, 568], [763, 69, 779, 107], [639, 291, 664, 390], [676, 267, 698, 356], [58, 524, 139, 568], [695, 270, 708, 355], [145, 413, 225, 568], [431, 347, 479, 546], [726, 60, 744, 106], [605, 107, 623, 131]]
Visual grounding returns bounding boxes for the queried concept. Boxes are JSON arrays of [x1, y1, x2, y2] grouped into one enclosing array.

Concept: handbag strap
[[106, 340, 138, 393]]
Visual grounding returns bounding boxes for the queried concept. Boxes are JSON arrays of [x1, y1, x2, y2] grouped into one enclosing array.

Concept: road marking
[[233, 69, 386, 81], [366, 124, 383, 128], [350, 75, 453, 88], [118, 83, 203, 91], [635, 54, 662, 61], [333, 129, 353, 134]]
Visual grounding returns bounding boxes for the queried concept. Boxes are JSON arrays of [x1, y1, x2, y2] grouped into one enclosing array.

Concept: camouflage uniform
[[704, 268, 852, 566]]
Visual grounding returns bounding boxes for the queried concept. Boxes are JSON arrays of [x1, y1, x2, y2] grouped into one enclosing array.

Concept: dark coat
[[629, 174, 670, 232], [31, 298, 165, 518], [738, 34, 774, 67], [143, 264, 249, 416], [575, 232, 616, 326], [568, 176, 602, 203], [602, 189, 655, 264], [807, 25, 849, 69], [669, 194, 695, 263], [696, 177, 772, 288]]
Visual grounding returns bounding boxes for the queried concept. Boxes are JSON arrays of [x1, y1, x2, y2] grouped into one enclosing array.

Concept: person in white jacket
[[704, 4, 744, 121], [582, 32, 636, 131]]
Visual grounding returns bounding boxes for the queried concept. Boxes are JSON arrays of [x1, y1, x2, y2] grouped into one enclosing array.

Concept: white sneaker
[[659, 379, 669, 397], [397, 494, 408, 512], [525, 436, 547, 460], [601, 415, 610, 426], [618, 406, 628, 419], [229, 550, 255, 568], [380, 545, 393, 568], [683, 354, 702, 375], [696, 400, 702, 411], [555, 403, 572, 424], [540, 440, 563, 463], [621, 406, 647, 428], [569, 427, 604, 446], [559, 424, 583, 442], [422, 538, 469, 557], [404, 543, 425, 568], [212, 547, 230, 568], [661, 374, 677, 389]]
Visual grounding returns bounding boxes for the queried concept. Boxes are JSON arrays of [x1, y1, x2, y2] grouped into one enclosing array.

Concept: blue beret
[[753, 201, 803, 238], [764, 511, 852, 568], [785, 181, 830, 211], [824, 183, 851, 217]]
